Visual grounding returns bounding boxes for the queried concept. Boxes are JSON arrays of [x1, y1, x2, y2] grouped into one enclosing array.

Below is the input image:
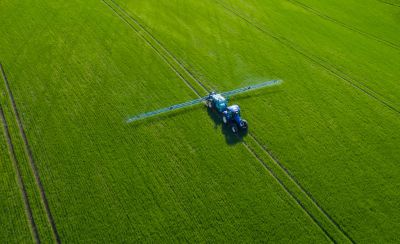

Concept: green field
[[0, 0, 399, 242]]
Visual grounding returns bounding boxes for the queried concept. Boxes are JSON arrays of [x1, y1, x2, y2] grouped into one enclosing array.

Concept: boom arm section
[[220, 79, 282, 97], [126, 96, 208, 123], [126, 79, 282, 123]]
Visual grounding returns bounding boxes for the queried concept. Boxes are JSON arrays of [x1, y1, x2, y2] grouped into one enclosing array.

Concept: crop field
[[0, 0, 399, 242]]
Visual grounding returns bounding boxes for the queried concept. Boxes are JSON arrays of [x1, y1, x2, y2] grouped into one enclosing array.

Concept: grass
[[0, 0, 399, 242]]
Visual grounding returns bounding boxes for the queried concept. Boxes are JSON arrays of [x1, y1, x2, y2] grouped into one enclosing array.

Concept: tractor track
[[247, 133, 355, 243], [104, 3, 353, 242], [377, 0, 400, 7], [102, 0, 204, 98], [0, 64, 61, 244], [0, 104, 40, 244], [213, 0, 400, 116], [285, 0, 400, 50], [241, 140, 335, 243], [104, 0, 210, 93]]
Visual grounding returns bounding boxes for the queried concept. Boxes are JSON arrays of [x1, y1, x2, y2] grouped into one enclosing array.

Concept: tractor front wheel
[[240, 120, 248, 130]]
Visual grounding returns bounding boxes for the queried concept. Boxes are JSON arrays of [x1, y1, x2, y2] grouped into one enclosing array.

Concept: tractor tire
[[231, 123, 238, 134], [222, 115, 228, 124], [240, 120, 248, 130]]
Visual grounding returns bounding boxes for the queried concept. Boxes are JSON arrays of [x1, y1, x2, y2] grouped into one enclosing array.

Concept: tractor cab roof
[[227, 105, 240, 113]]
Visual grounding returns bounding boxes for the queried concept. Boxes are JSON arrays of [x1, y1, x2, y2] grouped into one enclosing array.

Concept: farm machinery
[[127, 79, 282, 133], [206, 92, 247, 133]]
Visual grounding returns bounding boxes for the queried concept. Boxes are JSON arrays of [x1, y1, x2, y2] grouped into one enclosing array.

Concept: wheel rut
[[286, 0, 400, 50], [213, 0, 400, 116], [103, 2, 353, 242], [241, 140, 336, 243], [0, 104, 40, 244], [377, 0, 400, 7], [102, 0, 205, 97], [0, 64, 61, 243], [247, 133, 355, 243]]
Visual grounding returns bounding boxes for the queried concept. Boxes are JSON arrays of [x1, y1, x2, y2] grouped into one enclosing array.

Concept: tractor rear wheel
[[231, 123, 238, 134], [222, 115, 228, 124]]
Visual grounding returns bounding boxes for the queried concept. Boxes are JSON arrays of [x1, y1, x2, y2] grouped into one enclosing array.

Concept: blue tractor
[[206, 92, 248, 133]]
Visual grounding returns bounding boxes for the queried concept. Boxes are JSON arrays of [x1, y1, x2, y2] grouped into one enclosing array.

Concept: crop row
[[0, 0, 332, 242], [112, 0, 400, 241]]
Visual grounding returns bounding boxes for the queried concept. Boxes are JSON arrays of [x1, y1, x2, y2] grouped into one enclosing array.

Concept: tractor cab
[[227, 104, 240, 115], [226, 105, 241, 123]]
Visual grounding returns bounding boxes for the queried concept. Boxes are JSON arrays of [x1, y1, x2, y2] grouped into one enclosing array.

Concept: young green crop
[[0, 0, 332, 242], [291, 0, 400, 45], [111, 0, 400, 242], [0, 127, 33, 242], [1, 0, 399, 242]]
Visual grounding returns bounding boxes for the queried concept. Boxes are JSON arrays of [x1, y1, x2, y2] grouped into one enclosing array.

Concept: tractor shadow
[[206, 107, 247, 145]]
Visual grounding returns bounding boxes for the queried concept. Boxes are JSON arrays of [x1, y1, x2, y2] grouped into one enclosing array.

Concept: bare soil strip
[[286, 0, 400, 50], [0, 64, 61, 243], [214, 0, 400, 115], [103, 3, 353, 242], [0, 104, 40, 244]]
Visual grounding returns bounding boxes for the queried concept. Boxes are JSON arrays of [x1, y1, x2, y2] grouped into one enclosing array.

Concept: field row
[[0, 63, 57, 242], [0, 0, 399, 242], [0, 0, 334, 242], [111, 0, 400, 241], [104, 1, 353, 241]]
